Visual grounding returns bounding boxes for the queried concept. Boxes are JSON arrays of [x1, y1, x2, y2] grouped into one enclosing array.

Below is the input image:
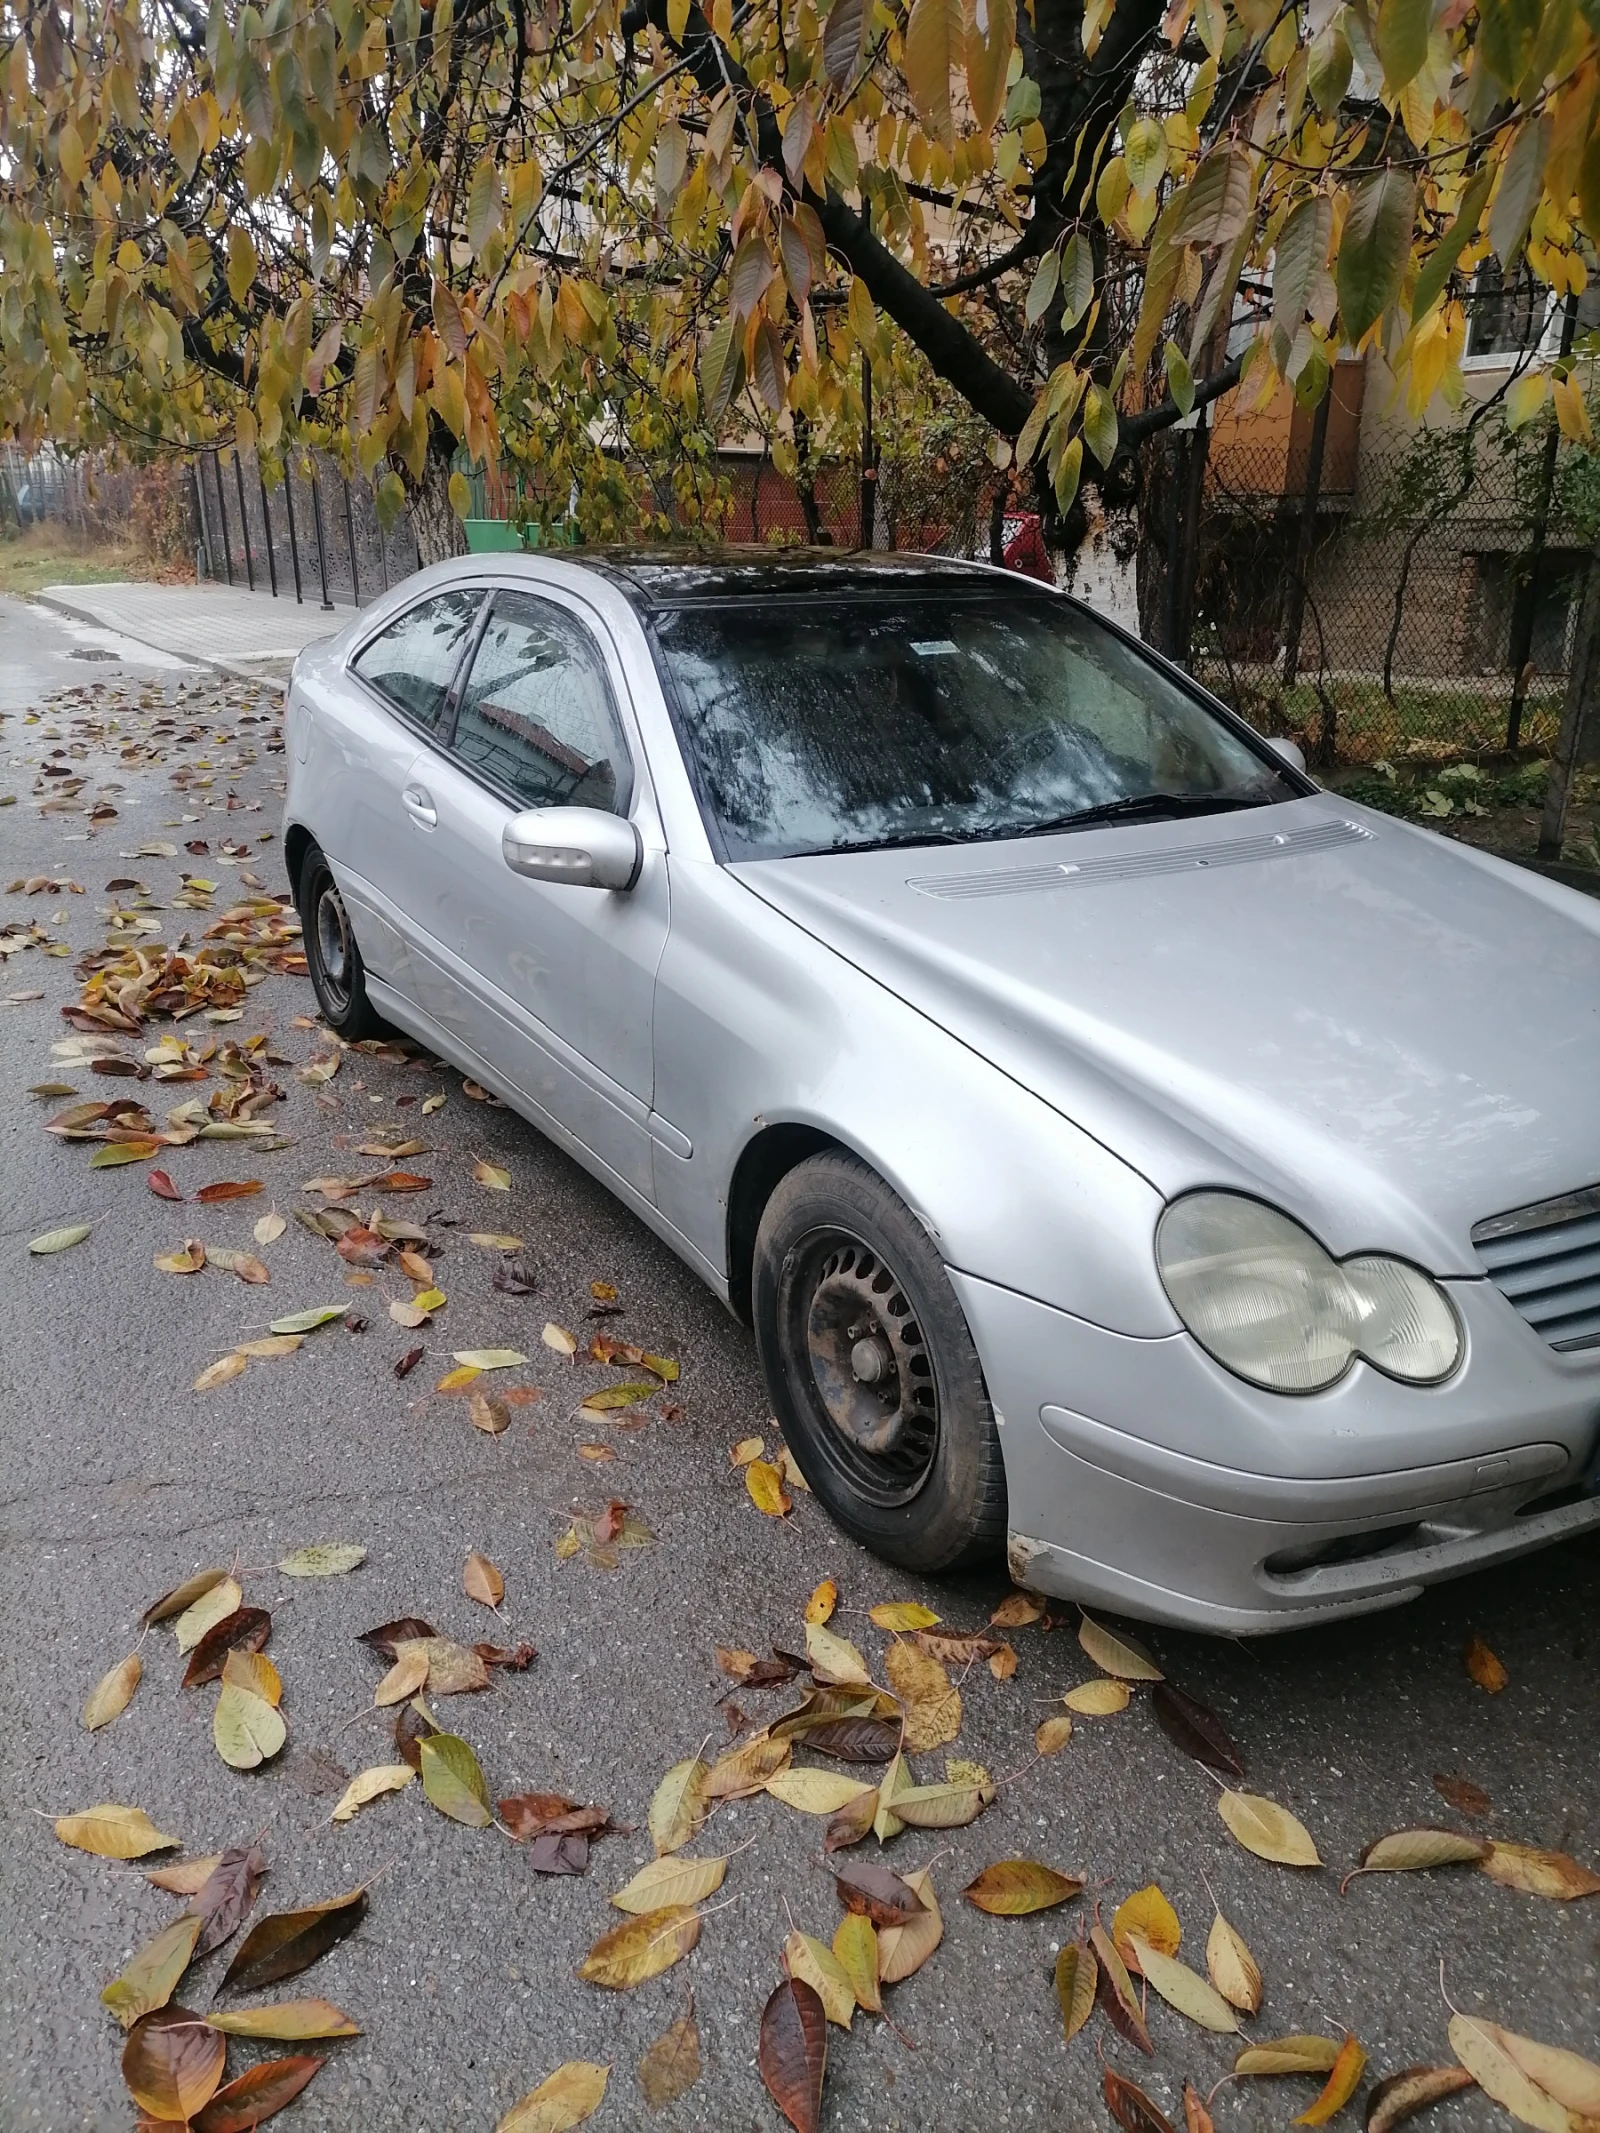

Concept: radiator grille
[[906, 817, 1373, 900], [1473, 1185, 1600, 1353]]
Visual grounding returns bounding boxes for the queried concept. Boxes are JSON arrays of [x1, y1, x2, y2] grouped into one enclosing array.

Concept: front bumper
[[951, 1269, 1600, 1635]]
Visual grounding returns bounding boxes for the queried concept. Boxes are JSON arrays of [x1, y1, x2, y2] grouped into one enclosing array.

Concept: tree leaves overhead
[[759, 1978, 829, 2133], [220, 1889, 367, 1993], [1336, 170, 1419, 344]]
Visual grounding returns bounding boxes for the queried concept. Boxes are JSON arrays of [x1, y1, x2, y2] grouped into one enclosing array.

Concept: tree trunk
[[411, 445, 469, 567], [1057, 485, 1143, 636]]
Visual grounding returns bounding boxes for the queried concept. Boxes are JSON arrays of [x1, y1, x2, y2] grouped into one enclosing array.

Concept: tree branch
[[1120, 349, 1245, 446]]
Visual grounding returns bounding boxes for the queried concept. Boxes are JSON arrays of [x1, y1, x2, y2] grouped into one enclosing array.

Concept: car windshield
[[651, 591, 1298, 861]]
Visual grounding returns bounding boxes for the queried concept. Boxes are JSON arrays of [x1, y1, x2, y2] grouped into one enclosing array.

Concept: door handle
[[403, 784, 437, 829]]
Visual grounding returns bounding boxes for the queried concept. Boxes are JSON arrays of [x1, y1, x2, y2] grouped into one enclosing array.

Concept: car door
[[398, 584, 668, 1199], [316, 585, 486, 1000]]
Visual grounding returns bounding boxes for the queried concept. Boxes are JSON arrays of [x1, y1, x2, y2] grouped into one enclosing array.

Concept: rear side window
[[451, 592, 631, 813], [352, 589, 483, 731]]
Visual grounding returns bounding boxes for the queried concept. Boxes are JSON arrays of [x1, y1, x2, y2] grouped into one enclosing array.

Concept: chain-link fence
[[192, 448, 420, 609]]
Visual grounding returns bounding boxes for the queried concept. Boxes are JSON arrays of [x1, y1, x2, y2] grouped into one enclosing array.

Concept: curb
[[30, 589, 312, 688]]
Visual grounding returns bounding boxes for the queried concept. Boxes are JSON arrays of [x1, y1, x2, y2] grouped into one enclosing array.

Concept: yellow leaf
[[705, 1735, 790, 1799], [468, 1393, 510, 1434], [1035, 1714, 1074, 1755], [877, 1867, 942, 1982], [731, 1436, 765, 1466], [541, 1322, 577, 1356], [451, 1348, 527, 1370], [1450, 2016, 1571, 2133], [173, 1577, 243, 1652], [892, 1779, 991, 1829], [497, 2060, 610, 2133], [1055, 1938, 1098, 2040], [206, 2000, 361, 2040], [1130, 1937, 1241, 2033], [577, 1906, 700, 1989], [83, 1653, 141, 1730], [1064, 1678, 1132, 1715], [420, 1732, 493, 1826], [100, 1914, 202, 2029], [436, 1366, 481, 1392], [331, 1765, 414, 1822], [1235, 2036, 1343, 2077], [375, 1648, 430, 1706], [784, 1929, 856, 2026], [1113, 1884, 1181, 1967], [193, 1351, 247, 1391], [1296, 2036, 1368, 2125], [1464, 1633, 1508, 1692], [213, 1682, 286, 1768], [833, 1912, 880, 2013], [775, 1446, 811, 1492], [1206, 1909, 1262, 2013], [989, 1590, 1044, 1628], [472, 1159, 512, 1190], [765, 1768, 876, 1815], [963, 1860, 1083, 1915], [904, 0, 961, 146], [805, 1578, 838, 1624], [55, 1803, 180, 1859], [885, 1640, 961, 1749], [868, 1602, 941, 1631], [1480, 1842, 1600, 1900], [1078, 1613, 1164, 1681], [649, 1758, 710, 1855], [1217, 1789, 1322, 1866], [805, 1620, 872, 1686], [464, 1550, 504, 1606], [611, 1853, 727, 1913], [745, 1459, 792, 1516], [220, 1648, 281, 1705], [1492, 2028, 1600, 2116], [988, 1644, 1019, 1680]]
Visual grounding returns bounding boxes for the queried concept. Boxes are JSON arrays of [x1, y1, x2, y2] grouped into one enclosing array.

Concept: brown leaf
[[833, 1856, 928, 1926], [148, 1169, 183, 1200], [374, 1648, 430, 1706], [395, 1345, 425, 1379], [196, 1179, 263, 1202], [1464, 1635, 1508, 1693], [121, 2008, 226, 2122], [875, 1866, 942, 1982], [394, 1700, 440, 1770], [143, 1568, 227, 1627], [148, 1856, 225, 1897], [1091, 1923, 1153, 2055], [84, 1652, 143, 1730], [1365, 2066, 1474, 2133], [191, 2055, 323, 2132], [639, 2002, 702, 2110], [915, 1630, 1002, 1667], [989, 1590, 1045, 1627], [804, 1717, 900, 1763], [1104, 2070, 1178, 2133], [715, 1647, 798, 1688], [188, 1846, 268, 1959], [528, 1832, 592, 1875], [182, 1607, 271, 1688], [219, 1889, 367, 1992], [1183, 2083, 1216, 2133], [336, 1226, 391, 1266], [759, 1978, 828, 2133], [475, 1641, 537, 1670], [963, 1860, 1083, 1916], [360, 1615, 437, 1655], [823, 1785, 879, 1853], [464, 1550, 504, 1606], [1480, 1841, 1600, 1899], [468, 1391, 511, 1434], [1433, 1773, 1491, 1817], [1152, 1680, 1245, 1779], [498, 1793, 613, 1841]]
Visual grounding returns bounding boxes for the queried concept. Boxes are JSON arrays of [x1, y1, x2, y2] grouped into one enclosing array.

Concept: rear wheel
[[752, 1150, 1007, 1573], [298, 844, 382, 1040]]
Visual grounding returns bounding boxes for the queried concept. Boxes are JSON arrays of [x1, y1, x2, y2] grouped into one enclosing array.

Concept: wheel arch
[[284, 821, 315, 910], [725, 1122, 845, 1323]]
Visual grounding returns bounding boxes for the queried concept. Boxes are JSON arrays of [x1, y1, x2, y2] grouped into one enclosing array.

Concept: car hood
[[731, 797, 1600, 1273]]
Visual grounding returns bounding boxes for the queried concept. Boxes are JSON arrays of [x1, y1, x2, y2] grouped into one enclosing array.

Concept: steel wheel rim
[[784, 1225, 939, 1507], [313, 880, 352, 1014]]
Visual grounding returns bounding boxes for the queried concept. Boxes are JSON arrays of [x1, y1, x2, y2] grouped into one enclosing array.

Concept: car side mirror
[[502, 806, 642, 891], [1266, 736, 1308, 774]]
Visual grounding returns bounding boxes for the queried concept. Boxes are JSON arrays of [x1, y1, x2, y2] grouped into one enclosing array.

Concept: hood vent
[[1474, 1185, 1600, 1353], [906, 816, 1373, 900]]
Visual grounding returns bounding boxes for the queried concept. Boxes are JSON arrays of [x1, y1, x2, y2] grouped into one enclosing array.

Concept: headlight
[[1155, 1192, 1461, 1393]]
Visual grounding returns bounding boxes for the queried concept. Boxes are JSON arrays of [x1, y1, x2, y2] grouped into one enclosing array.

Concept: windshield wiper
[[1013, 790, 1274, 838], [823, 828, 969, 854]]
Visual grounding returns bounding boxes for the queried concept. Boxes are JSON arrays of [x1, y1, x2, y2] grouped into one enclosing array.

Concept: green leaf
[[467, 159, 501, 255], [1053, 434, 1084, 516], [1273, 195, 1333, 336], [89, 1141, 158, 1168], [101, 1915, 202, 2029], [1489, 117, 1551, 271], [1163, 341, 1195, 416], [1125, 117, 1168, 198], [419, 1733, 492, 1827], [278, 1544, 367, 1578], [1015, 392, 1050, 468], [1411, 163, 1494, 325], [700, 311, 740, 424], [1307, 19, 1353, 116], [447, 470, 472, 521], [1335, 169, 1417, 343], [1081, 383, 1119, 468], [1059, 232, 1095, 330], [268, 1305, 345, 1335], [30, 1224, 91, 1255], [1375, 0, 1429, 91], [1024, 251, 1059, 328]]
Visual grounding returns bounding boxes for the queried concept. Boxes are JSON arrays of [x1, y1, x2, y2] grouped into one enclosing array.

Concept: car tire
[[298, 843, 383, 1040], [752, 1150, 1007, 1573]]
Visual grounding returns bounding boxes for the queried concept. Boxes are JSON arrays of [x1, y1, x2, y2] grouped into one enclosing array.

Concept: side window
[[352, 589, 483, 731], [452, 593, 631, 814]]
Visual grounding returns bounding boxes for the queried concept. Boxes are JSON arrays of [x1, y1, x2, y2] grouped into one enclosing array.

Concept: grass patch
[[0, 524, 146, 598]]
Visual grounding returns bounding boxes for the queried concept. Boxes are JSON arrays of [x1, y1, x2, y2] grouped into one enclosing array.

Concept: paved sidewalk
[[34, 578, 353, 682]]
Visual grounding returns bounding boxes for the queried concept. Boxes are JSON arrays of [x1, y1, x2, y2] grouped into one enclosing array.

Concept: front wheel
[[752, 1150, 1007, 1573], [298, 843, 382, 1040]]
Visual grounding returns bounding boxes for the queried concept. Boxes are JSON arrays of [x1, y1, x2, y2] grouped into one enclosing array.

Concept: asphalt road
[[0, 587, 1597, 2133]]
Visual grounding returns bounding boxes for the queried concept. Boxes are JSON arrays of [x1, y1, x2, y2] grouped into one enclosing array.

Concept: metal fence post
[[284, 473, 304, 604], [258, 465, 278, 598], [342, 474, 360, 606], [309, 469, 335, 611], [189, 461, 209, 579], [211, 452, 234, 585], [232, 451, 255, 591], [1506, 294, 1579, 752], [1538, 554, 1600, 858]]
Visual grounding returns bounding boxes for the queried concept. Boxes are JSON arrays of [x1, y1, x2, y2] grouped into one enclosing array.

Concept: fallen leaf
[[254, 1210, 287, 1244], [196, 1179, 262, 1202], [1065, 1678, 1132, 1715], [193, 1351, 248, 1391], [206, 2001, 360, 2041], [420, 1733, 493, 1827], [395, 1346, 425, 1380], [833, 1856, 928, 1926], [268, 1304, 345, 1335], [1131, 1937, 1241, 2033], [804, 1716, 900, 1763], [83, 1652, 142, 1730], [374, 1648, 430, 1706], [496, 2061, 609, 2133], [1206, 1907, 1262, 2014], [29, 1223, 91, 1255], [704, 1736, 791, 1799], [1185, 2082, 1217, 2133], [806, 1621, 872, 1688], [331, 1765, 414, 1822], [1152, 1680, 1246, 1778], [649, 1758, 710, 1855], [101, 1915, 202, 2029], [1295, 2036, 1369, 2125], [832, 1913, 879, 2013], [1433, 1773, 1491, 1817], [963, 1860, 1083, 1916], [1113, 1885, 1181, 1968], [423, 1092, 447, 1115], [745, 1459, 792, 1515], [1091, 1923, 1153, 2055], [1055, 1937, 1098, 2041], [220, 1889, 367, 1993], [1218, 1789, 1321, 1867], [214, 1681, 287, 1769], [775, 1446, 809, 1491], [760, 1977, 828, 2133], [191, 2055, 323, 2132], [148, 1170, 183, 1200], [452, 1347, 527, 1370], [499, 1793, 612, 1841], [1492, 2029, 1600, 2115], [874, 1866, 941, 1983], [989, 1590, 1045, 1628], [172, 1576, 244, 1651], [783, 1930, 855, 2028], [804, 1579, 838, 1624], [1346, 1828, 1491, 1888], [222, 1648, 282, 1704], [591, 1279, 618, 1300], [90, 1139, 161, 1166], [121, 2008, 226, 2123], [1035, 1714, 1074, 1755], [1464, 1635, 1508, 1693], [234, 1335, 301, 1359], [869, 1602, 940, 1632], [278, 1543, 366, 1578], [1235, 2036, 1344, 2077], [612, 1853, 728, 1913], [730, 1436, 764, 1466], [143, 1570, 227, 1629], [578, 1905, 700, 1989], [542, 1322, 578, 1356], [182, 1605, 271, 1688], [188, 1845, 268, 1958], [1104, 2069, 1179, 2133], [890, 1777, 990, 1830], [580, 1380, 660, 1414], [578, 1442, 614, 1462], [884, 1639, 961, 1749], [1365, 2066, 1475, 2133], [766, 1768, 875, 1816], [1451, 2016, 1570, 2133], [1480, 1841, 1600, 1900], [404, 1636, 490, 1693], [464, 1550, 505, 1606], [155, 1240, 207, 1274], [1080, 1613, 1164, 1681], [476, 1641, 537, 1669], [638, 2003, 702, 2109], [437, 1365, 481, 1392]]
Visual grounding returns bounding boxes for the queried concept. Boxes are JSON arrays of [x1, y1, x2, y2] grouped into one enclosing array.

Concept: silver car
[[283, 549, 1600, 1634]]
